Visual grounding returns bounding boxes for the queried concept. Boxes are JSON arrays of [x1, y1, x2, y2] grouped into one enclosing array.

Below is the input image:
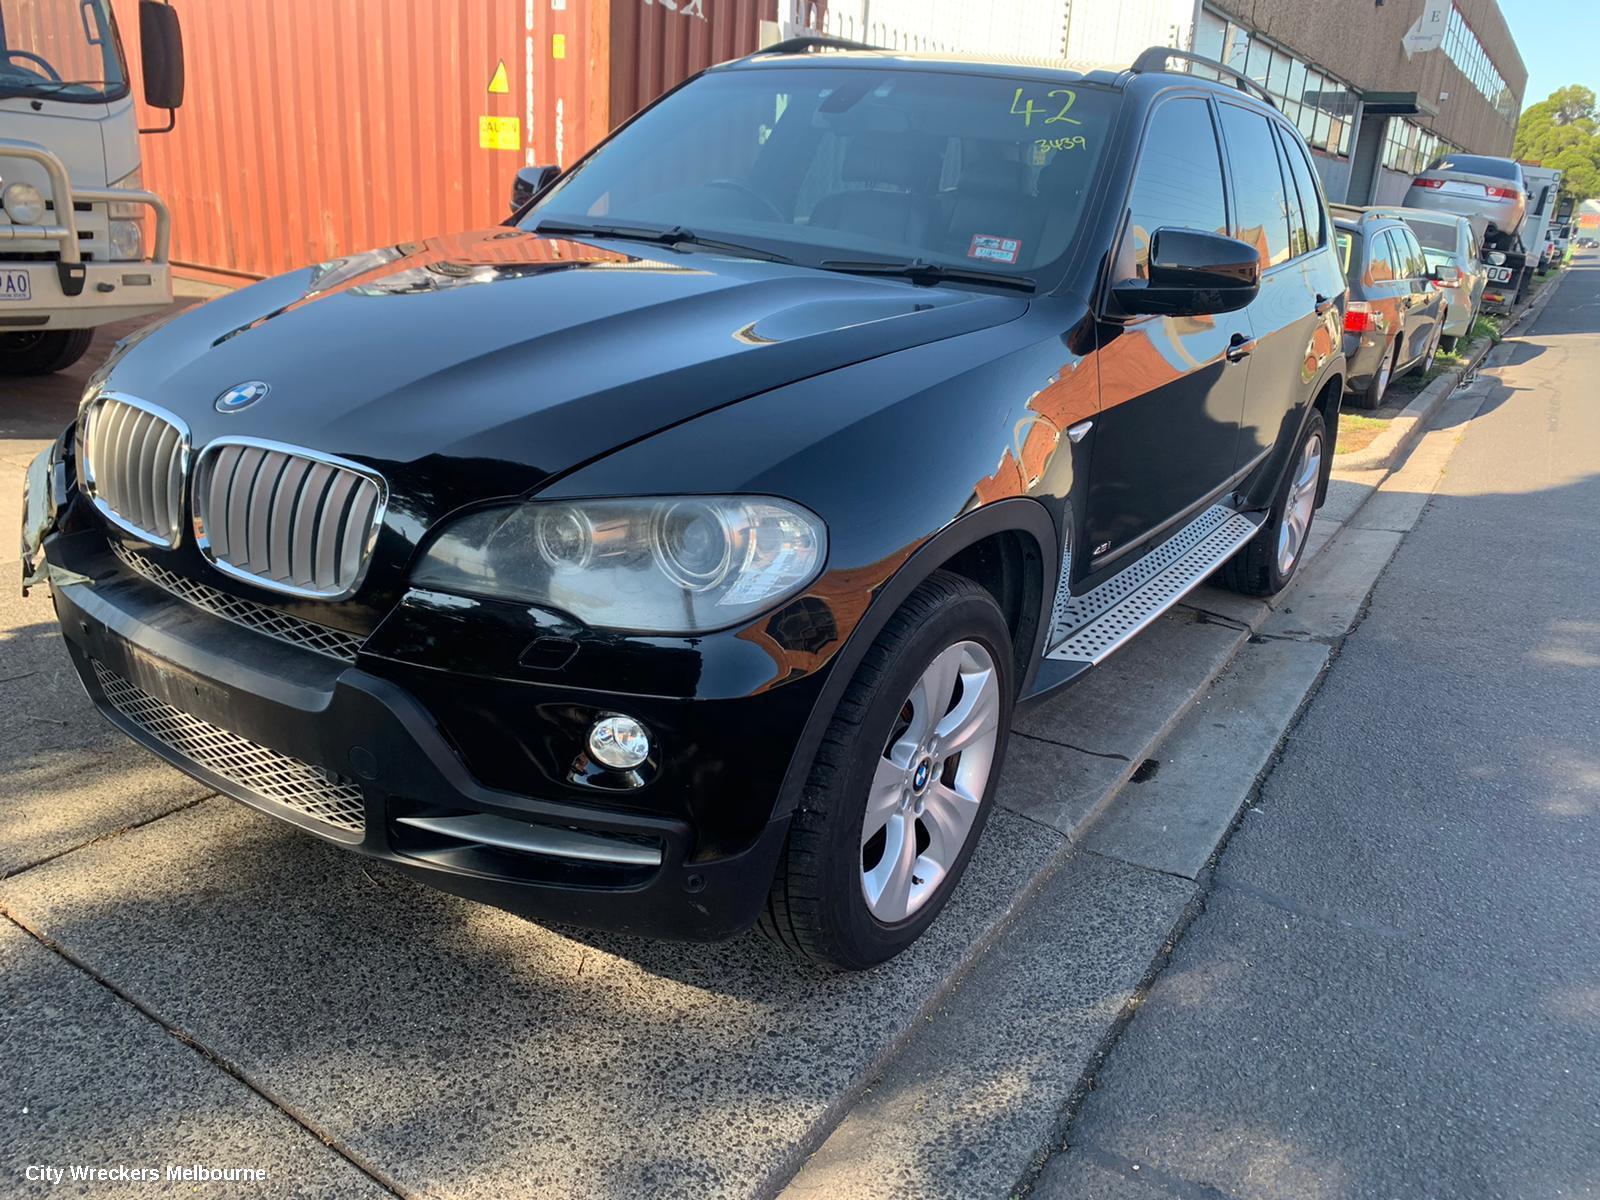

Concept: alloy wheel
[[860, 639, 1001, 923], [1375, 342, 1395, 401], [1276, 428, 1323, 575]]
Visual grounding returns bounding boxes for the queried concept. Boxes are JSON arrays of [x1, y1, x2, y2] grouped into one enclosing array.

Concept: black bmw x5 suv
[[22, 42, 1346, 970]]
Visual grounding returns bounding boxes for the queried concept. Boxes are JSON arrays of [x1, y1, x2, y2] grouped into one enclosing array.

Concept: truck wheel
[[1220, 410, 1325, 597], [0, 329, 95, 376], [760, 571, 1013, 971], [1351, 339, 1398, 411]]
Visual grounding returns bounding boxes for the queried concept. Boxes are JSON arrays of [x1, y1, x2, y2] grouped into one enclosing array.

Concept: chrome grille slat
[[193, 437, 387, 600], [78, 393, 190, 548], [93, 659, 365, 837], [110, 543, 366, 662]]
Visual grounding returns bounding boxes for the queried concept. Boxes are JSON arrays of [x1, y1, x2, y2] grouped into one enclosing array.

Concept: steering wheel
[[705, 179, 786, 223], [1, 51, 62, 82]]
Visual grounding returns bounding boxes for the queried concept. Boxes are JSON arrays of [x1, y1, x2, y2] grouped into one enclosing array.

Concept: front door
[[1084, 95, 1249, 570]]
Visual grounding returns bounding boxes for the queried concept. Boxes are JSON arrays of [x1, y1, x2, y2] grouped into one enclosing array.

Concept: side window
[[1383, 230, 1411, 280], [1217, 104, 1293, 269], [1401, 229, 1427, 278], [1368, 232, 1395, 282], [1279, 125, 1327, 251], [1120, 97, 1229, 281], [1273, 131, 1309, 258]]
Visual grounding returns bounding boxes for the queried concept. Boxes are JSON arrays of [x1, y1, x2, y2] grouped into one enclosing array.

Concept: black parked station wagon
[[22, 40, 1347, 970]]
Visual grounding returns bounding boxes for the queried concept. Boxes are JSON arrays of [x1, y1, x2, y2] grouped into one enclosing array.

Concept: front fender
[[766, 497, 1058, 818]]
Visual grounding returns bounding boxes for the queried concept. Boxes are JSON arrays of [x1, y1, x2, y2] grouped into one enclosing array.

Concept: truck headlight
[[2, 182, 46, 227], [412, 496, 826, 633], [108, 219, 144, 261]]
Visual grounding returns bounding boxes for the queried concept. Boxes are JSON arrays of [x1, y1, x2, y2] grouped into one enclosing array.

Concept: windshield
[[522, 65, 1116, 281], [0, 0, 127, 102]]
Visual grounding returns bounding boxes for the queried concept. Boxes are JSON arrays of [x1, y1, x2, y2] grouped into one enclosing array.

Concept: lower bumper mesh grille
[[110, 542, 365, 663], [92, 661, 366, 836]]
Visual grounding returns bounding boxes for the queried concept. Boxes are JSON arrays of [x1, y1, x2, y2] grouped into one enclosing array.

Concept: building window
[[1444, 5, 1515, 121], [1381, 117, 1458, 176], [1192, 7, 1357, 159]]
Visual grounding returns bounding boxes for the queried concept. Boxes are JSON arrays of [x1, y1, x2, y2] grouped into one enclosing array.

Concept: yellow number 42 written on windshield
[[1010, 87, 1080, 127]]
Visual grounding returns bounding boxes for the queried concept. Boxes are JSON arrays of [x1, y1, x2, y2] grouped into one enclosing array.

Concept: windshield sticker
[[1010, 87, 1081, 127], [1034, 135, 1089, 155], [969, 235, 1021, 265]]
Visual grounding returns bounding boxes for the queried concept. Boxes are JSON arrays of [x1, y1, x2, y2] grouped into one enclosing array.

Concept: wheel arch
[[769, 498, 1058, 819]]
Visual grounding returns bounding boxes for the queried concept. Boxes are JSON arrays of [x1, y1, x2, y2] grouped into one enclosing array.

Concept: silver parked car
[[1360, 208, 1485, 350], [1402, 155, 1527, 250]]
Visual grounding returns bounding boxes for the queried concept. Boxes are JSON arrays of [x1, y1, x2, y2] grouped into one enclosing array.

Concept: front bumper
[[39, 524, 801, 941]]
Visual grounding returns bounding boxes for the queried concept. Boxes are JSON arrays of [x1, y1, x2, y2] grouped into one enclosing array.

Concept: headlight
[[2, 182, 46, 226], [109, 219, 144, 261], [412, 496, 826, 633]]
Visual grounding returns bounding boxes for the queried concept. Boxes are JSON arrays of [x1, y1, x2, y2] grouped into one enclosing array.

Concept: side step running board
[[1047, 505, 1263, 667]]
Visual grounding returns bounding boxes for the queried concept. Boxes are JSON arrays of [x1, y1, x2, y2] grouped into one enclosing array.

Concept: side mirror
[[1112, 228, 1261, 318], [138, 0, 184, 117], [511, 165, 561, 213], [1428, 264, 1461, 285]]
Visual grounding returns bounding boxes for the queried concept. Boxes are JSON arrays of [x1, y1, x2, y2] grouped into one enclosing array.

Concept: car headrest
[[959, 158, 1026, 196], [1037, 152, 1087, 198], [841, 135, 936, 191]]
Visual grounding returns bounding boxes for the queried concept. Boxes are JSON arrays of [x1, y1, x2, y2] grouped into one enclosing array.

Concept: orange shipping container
[[112, 0, 793, 281]]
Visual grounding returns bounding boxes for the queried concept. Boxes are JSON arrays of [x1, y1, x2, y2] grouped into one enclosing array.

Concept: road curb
[[782, 311, 1522, 1195], [1336, 271, 1565, 473]]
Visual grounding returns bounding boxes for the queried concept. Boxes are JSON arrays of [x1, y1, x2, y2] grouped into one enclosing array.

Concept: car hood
[[102, 228, 1027, 526]]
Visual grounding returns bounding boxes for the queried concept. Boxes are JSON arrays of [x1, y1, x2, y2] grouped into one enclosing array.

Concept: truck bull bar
[[0, 137, 172, 297]]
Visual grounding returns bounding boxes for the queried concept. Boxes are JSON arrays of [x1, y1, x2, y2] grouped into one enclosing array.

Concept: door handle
[[1225, 334, 1256, 363], [1314, 293, 1333, 316]]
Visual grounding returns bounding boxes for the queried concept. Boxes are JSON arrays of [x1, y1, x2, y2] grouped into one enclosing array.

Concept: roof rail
[[751, 35, 883, 57], [1130, 46, 1276, 109]]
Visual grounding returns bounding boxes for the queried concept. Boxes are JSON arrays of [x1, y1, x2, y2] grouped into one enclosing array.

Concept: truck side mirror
[[511, 165, 560, 214], [139, 0, 186, 117]]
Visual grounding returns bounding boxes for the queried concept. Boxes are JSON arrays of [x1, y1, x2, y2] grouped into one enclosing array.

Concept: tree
[[1515, 86, 1600, 204]]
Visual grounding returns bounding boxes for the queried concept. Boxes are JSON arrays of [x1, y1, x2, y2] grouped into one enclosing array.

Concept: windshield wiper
[[533, 219, 792, 263], [818, 258, 1036, 293], [0, 80, 110, 96]]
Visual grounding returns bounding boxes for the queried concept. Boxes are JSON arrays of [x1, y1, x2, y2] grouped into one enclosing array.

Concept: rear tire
[[1351, 338, 1398, 411], [0, 329, 94, 376], [760, 570, 1014, 971], [1219, 409, 1326, 597]]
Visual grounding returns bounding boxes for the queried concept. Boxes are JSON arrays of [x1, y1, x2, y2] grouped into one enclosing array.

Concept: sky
[[1501, 0, 1597, 110]]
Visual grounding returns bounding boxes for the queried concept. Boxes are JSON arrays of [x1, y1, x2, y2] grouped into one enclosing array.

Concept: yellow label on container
[[478, 115, 521, 151], [487, 60, 510, 94], [552, 33, 567, 59]]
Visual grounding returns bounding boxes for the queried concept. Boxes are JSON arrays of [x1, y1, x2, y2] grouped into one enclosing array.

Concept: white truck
[[1, 0, 183, 376]]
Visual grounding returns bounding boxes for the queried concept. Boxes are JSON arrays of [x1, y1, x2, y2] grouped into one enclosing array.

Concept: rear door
[[1216, 103, 1319, 473], [1084, 94, 1250, 566]]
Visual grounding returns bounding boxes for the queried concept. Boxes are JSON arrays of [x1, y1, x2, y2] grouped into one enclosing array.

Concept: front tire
[[0, 329, 94, 376], [1219, 409, 1326, 597], [760, 571, 1014, 971]]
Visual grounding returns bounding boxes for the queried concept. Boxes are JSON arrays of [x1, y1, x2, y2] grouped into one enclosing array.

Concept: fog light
[[588, 715, 651, 769]]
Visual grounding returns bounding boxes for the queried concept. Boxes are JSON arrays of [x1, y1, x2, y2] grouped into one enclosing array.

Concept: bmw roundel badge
[[215, 381, 270, 413]]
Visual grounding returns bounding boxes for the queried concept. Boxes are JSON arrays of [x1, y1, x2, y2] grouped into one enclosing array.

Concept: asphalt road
[[1035, 256, 1600, 1198]]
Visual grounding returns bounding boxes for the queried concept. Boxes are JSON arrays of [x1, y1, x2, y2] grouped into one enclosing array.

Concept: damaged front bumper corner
[[21, 435, 91, 595]]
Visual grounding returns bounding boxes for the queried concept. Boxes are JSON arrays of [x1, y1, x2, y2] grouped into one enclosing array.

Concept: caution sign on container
[[479, 115, 521, 151]]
